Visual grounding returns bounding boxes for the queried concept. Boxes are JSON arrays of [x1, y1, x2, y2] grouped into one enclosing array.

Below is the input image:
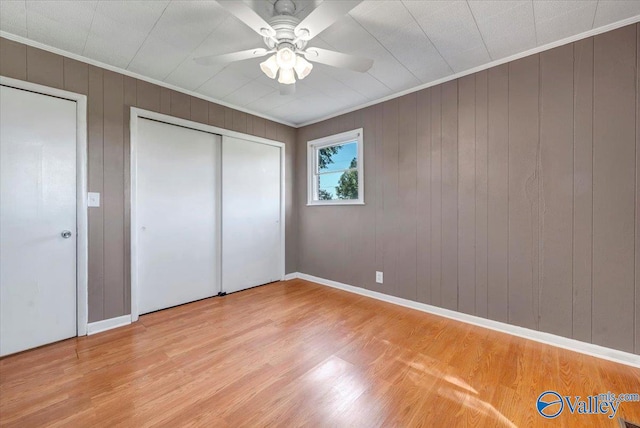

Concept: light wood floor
[[1, 279, 639, 427]]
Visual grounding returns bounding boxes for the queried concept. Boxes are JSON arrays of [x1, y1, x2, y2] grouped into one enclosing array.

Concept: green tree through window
[[336, 157, 358, 199], [318, 145, 342, 170], [318, 189, 334, 200], [318, 146, 357, 200]]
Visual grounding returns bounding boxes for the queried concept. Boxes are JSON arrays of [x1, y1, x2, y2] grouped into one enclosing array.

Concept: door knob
[[61, 230, 72, 239]]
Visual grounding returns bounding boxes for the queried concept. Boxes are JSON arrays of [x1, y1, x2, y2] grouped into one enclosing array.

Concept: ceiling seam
[[125, 2, 171, 70], [347, 11, 426, 85], [194, 63, 232, 92], [591, 1, 599, 29], [192, 20, 266, 93], [15, 0, 25, 36], [310, 66, 377, 103], [316, 13, 393, 98], [312, 30, 392, 94], [401, 0, 455, 74], [227, 70, 310, 113], [221, 74, 278, 107], [162, 14, 232, 82], [531, 0, 539, 46], [244, 86, 289, 110], [81, 3, 97, 56], [466, 0, 493, 61], [24, 0, 29, 39], [243, 65, 379, 114]]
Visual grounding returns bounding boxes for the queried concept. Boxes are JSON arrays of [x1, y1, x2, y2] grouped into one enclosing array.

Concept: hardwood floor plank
[[1, 279, 638, 427]]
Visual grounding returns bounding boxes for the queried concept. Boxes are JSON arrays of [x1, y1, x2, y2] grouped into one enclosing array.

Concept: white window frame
[[307, 128, 364, 206]]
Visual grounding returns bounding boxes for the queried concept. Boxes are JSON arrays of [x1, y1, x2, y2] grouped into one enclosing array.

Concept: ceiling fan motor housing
[[273, 0, 296, 16], [263, 5, 308, 51]]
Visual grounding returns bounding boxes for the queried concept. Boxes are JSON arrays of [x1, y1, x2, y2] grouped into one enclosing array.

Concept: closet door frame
[[129, 107, 285, 322]]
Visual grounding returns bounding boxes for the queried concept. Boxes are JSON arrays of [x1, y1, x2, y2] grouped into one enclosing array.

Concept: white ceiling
[[1, 0, 640, 126]]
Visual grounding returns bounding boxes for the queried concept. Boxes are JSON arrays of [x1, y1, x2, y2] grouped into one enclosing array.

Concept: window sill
[[307, 201, 365, 206]]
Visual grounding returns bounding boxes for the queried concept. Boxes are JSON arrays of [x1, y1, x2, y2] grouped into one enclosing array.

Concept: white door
[[136, 119, 220, 315], [222, 136, 282, 293], [0, 86, 77, 356]]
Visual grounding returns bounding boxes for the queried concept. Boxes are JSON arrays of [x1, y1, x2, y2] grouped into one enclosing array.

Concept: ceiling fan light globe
[[260, 54, 279, 79], [276, 47, 296, 70], [278, 67, 296, 85], [294, 55, 313, 79]]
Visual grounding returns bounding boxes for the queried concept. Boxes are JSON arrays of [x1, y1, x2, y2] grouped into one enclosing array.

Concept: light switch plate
[[88, 192, 100, 207], [376, 271, 383, 284]]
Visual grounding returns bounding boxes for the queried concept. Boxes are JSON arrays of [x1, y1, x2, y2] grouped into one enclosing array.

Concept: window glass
[[317, 171, 358, 200], [317, 141, 357, 173]]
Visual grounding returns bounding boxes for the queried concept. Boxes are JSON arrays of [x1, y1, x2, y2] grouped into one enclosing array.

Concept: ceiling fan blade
[[217, 0, 276, 37], [304, 48, 373, 73], [194, 48, 270, 66], [279, 83, 296, 96], [294, 1, 362, 40]]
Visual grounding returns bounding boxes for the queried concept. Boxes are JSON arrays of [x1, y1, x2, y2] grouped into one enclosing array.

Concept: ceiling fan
[[194, 0, 374, 95]]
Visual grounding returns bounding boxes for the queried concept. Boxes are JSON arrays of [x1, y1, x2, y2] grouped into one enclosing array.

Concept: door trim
[[0, 76, 89, 336], [129, 107, 286, 322]]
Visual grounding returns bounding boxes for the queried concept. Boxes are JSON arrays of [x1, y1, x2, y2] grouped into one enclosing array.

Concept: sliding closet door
[[222, 136, 282, 293], [136, 119, 220, 314]]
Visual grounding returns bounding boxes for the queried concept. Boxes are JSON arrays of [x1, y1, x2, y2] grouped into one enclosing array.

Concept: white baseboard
[[86, 314, 132, 336], [283, 272, 299, 281], [288, 272, 640, 368]]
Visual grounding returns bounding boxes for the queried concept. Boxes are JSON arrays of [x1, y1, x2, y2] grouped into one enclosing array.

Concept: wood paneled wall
[[0, 37, 297, 323], [296, 24, 640, 354]]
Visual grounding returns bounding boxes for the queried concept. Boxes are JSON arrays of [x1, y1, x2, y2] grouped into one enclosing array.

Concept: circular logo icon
[[537, 391, 564, 419]]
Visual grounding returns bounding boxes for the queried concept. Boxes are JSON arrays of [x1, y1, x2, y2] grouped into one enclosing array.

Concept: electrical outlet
[[376, 271, 383, 284]]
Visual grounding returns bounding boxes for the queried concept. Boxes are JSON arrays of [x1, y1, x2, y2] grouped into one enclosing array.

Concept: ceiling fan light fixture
[[260, 54, 279, 79], [278, 67, 296, 85], [197, 1, 374, 92], [295, 28, 312, 41], [276, 46, 296, 70], [294, 55, 313, 79]]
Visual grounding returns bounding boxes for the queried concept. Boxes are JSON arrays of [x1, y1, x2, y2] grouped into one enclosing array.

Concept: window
[[307, 128, 364, 205]]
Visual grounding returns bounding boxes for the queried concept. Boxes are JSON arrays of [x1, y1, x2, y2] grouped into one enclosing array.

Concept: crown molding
[[3, 13, 639, 129], [296, 14, 640, 128], [0, 31, 298, 128]]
